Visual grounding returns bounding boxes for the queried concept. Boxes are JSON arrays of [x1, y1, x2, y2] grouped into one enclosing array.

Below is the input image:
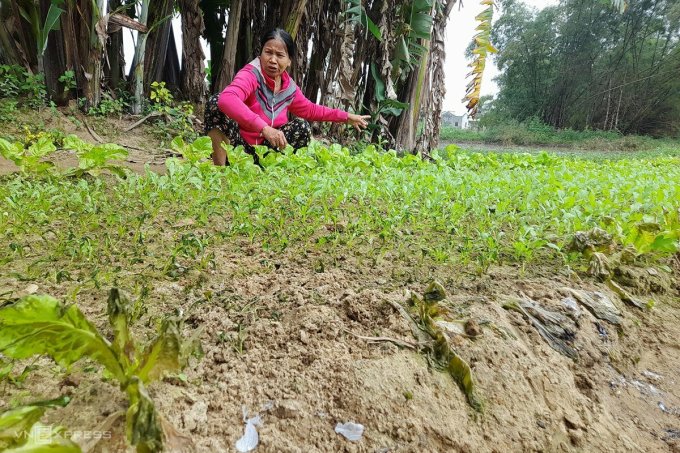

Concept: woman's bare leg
[[207, 128, 230, 165]]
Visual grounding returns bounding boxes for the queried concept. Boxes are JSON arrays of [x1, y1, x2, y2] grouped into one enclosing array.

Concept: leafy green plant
[[62, 135, 129, 177], [0, 100, 18, 123], [0, 136, 56, 174], [0, 65, 24, 97], [88, 92, 128, 117], [20, 73, 47, 108], [0, 65, 46, 107], [58, 70, 77, 94], [169, 136, 212, 166], [0, 137, 678, 291], [147, 83, 197, 142], [149, 81, 173, 108], [0, 289, 202, 452]]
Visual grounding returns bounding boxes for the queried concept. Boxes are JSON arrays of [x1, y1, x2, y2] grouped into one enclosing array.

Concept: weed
[[58, 69, 77, 94], [88, 92, 127, 117], [149, 81, 173, 107], [0, 100, 18, 123]]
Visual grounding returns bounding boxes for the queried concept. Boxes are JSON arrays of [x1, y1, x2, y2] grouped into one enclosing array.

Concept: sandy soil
[[1, 245, 679, 453]]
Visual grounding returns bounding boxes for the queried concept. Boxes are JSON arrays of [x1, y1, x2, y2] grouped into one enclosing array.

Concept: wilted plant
[[0, 396, 79, 452], [0, 289, 202, 452]]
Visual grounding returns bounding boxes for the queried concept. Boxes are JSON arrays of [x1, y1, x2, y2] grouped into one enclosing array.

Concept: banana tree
[[132, 0, 150, 114], [33, 0, 63, 74], [178, 0, 206, 102]]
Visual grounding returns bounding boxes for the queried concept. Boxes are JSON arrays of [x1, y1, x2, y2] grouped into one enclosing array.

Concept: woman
[[204, 28, 370, 166]]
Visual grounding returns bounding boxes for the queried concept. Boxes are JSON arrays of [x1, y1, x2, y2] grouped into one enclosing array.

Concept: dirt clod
[[465, 319, 482, 337]]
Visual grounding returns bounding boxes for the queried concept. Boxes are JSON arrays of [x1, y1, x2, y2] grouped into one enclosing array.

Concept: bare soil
[[1, 245, 679, 453]]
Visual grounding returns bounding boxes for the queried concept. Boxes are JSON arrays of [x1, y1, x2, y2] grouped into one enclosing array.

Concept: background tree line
[[487, 0, 680, 137], [0, 0, 497, 152]]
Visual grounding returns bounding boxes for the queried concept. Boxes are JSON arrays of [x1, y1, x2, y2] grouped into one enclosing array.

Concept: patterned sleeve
[[288, 87, 349, 123]]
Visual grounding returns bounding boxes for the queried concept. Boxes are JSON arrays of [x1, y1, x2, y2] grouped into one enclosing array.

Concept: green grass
[[452, 142, 680, 161], [440, 121, 680, 152], [1, 140, 679, 287]]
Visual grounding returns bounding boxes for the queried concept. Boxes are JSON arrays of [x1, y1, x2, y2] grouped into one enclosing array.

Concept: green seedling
[[0, 137, 56, 174], [1, 137, 679, 294], [62, 135, 128, 177]]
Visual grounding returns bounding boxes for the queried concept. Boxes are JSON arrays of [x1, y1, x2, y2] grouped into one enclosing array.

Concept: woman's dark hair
[[260, 28, 296, 58]]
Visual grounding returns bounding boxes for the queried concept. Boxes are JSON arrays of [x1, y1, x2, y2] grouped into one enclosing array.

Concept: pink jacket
[[217, 59, 349, 145]]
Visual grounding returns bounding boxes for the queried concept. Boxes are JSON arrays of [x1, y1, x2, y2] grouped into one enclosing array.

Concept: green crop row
[[1, 138, 679, 286]]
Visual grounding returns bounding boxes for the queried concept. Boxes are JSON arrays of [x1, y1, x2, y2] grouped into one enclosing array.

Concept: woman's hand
[[261, 126, 288, 149], [347, 113, 371, 130]]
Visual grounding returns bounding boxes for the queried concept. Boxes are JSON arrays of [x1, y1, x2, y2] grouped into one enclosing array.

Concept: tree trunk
[[178, 0, 206, 102], [391, 68, 421, 152], [65, 0, 105, 109], [215, 0, 242, 91], [284, 0, 307, 39], [0, 16, 21, 65], [233, 0, 254, 82], [105, 0, 125, 90], [7, 0, 37, 69], [40, 0, 67, 103], [60, 1, 83, 98], [417, 0, 455, 154], [391, 0, 438, 152], [142, 0, 175, 89], [132, 0, 150, 114], [200, 0, 226, 93]]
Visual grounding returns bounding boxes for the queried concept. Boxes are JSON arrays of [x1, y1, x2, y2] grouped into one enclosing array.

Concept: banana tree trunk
[[233, 0, 254, 82], [83, 0, 106, 108], [0, 18, 21, 65], [178, 0, 206, 102], [142, 0, 175, 88], [215, 0, 242, 91], [105, 0, 125, 90], [391, 51, 430, 153], [284, 0, 307, 39], [132, 0, 150, 114], [39, 0, 67, 103], [7, 0, 37, 69], [417, 0, 455, 154], [390, 1, 437, 153], [60, 1, 81, 97]]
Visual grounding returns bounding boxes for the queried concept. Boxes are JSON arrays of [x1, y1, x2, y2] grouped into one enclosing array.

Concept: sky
[[123, 0, 559, 115], [443, 0, 558, 114]]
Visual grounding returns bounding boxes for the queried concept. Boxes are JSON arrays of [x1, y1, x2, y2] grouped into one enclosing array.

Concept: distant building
[[441, 111, 470, 129]]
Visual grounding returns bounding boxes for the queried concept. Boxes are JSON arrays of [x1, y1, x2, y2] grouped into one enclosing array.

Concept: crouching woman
[[204, 28, 370, 165]]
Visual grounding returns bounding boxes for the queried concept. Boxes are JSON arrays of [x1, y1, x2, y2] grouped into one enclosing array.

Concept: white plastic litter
[[235, 406, 262, 452], [334, 422, 364, 441], [561, 297, 581, 317]]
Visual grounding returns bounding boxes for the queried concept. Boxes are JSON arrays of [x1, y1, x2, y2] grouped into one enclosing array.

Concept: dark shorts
[[204, 94, 312, 155]]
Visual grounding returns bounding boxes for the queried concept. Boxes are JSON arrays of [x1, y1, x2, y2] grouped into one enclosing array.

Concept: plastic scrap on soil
[[503, 296, 578, 359], [559, 287, 622, 325], [335, 422, 365, 441], [236, 407, 262, 452]]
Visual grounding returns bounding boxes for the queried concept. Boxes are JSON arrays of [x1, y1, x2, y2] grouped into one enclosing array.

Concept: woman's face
[[260, 38, 291, 80]]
